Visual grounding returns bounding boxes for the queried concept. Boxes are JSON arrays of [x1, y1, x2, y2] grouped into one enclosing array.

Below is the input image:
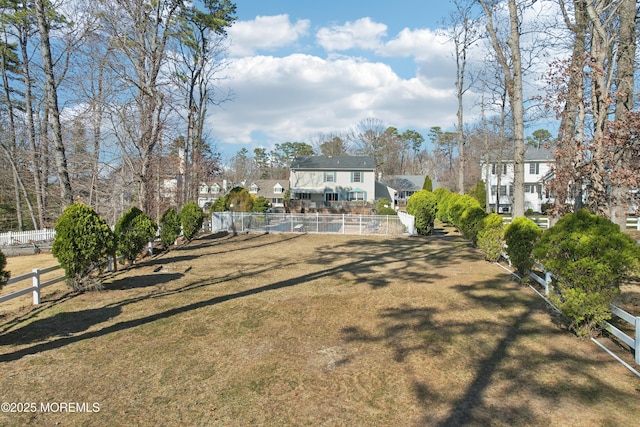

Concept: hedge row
[[407, 187, 640, 337], [52, 202, 204, 290]]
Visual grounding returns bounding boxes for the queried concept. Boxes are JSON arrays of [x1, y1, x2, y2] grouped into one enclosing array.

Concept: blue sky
[[206, 0, 470, 161]]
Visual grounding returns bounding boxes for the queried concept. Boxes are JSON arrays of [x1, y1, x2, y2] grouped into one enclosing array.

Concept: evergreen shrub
[[115, 207, 157, 264], [181, 201, 204, 241], [459, 205, 488, 244], [477, 213, 506, 262], [504, 216, 542, 276], [160, 208, 181, 247], [533, 209, 640, 336], [52, 203, 115, 290], [0, 249, 9, 289], [406, 190, 437, 235]]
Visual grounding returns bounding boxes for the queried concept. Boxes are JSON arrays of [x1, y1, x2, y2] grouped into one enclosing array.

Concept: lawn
[[0, 230, 638, 426]]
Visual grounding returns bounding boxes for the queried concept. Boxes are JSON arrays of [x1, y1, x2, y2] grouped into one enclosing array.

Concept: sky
[[208, 0, 467, 161]]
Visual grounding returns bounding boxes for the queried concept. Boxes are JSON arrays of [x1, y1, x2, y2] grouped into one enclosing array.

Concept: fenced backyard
[[1, 231, 638, 426], [210, 211, 415, 236]]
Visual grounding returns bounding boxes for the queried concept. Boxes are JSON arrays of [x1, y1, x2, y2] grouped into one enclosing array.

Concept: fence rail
[[527, 262, 640, 365], [211, 212, 413, 236], [502, 215, 640, 230], [0, 229, 56, 246], [0, 265, 66, 305]]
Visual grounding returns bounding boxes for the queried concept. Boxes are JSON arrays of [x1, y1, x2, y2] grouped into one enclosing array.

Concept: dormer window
[[274, 184, 283, 194], [250, 184, 259, 193]]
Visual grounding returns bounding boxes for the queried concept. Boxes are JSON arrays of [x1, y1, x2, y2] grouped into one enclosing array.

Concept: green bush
[[0, 249, 9, 289], [477, 214, 506, 262], [52, 203, 116, 290], [470, 180, 486, 209], [253, 196, 270, 213], [422, 175, 433, 192], [504, 216, 542, 276], [211, 196, 227, 213], [406, 190, 437, 235], [376, 198, 397, 215], [159, 208, 181, 247], [533, 209, 640, 336], [181, 201, 204, 241], [115, 207, 157, 265], [449, 194, 481, 230], [459, 205, 487, 245], [226, 187, 253, 212], [434, 188, 454, 223]]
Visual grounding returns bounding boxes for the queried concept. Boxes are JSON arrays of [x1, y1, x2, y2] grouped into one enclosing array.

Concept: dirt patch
[[0, 231, 638, 426]]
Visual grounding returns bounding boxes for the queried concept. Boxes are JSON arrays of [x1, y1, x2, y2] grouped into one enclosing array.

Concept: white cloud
[[381, 28, 451, 62], [316, 17, 387, 51], [228, 14, 310, 57], [209, 54, 458, 149]]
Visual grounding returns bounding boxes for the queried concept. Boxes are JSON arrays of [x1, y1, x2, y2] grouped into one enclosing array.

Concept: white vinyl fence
[[0, 265, 66, 306], [0, 229, 56, 246], [525, 262, 640, 366], [502, 215, 640, 230], [211, 212, 414, 236]]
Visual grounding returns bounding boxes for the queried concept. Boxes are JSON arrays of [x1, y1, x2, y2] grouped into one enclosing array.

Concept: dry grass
[[0, 230, 639, 426]]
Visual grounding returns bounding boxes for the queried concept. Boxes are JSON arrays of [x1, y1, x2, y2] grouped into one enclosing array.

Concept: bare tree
[[443, 0, 481, 194], [34, 0, 73, 209], [478, 0, 526, 217]]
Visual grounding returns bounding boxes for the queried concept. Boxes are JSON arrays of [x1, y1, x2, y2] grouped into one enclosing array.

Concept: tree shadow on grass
[[341, 275, 640, 426], [106, 273, 184, 290], [0, 306, 121, 346]]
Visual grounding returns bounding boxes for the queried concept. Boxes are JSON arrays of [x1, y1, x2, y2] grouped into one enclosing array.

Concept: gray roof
[[380, 175, 428, 191], [487, 145, 555, 162], [290, 155, 375, 170]]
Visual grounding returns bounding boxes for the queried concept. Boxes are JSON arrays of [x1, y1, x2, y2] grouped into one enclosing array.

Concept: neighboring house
[[289, 155, 376, 210], [197, 180, 229, 208], [248, 180, 289, 209], [376, 175, 436, 207], [482, 145, 555, 213]]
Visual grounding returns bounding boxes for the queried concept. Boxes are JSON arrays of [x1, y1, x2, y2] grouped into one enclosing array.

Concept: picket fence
[[502, 215, 640, 230], [0, 229, 56, 246]]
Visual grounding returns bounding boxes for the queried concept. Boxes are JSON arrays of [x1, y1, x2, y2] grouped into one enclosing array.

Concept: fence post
[[32, 268, 41, 305], [316, 212, 319, 233], [342, 214, 345, 234], [359, 215, 362, 234], [637, 217, 640, 232], [636, 317, 640, 365], [544, 271, 552, 295]]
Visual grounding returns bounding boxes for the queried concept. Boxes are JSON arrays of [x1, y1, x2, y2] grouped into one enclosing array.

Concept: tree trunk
[[610, 0, 636, 229], [34, 0, 73, 209], [479, 0, 525, 218]]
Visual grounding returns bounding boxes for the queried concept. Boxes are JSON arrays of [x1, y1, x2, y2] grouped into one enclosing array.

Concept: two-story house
[[247, 180, 289, 210], [482, 146, 555, 214], [289, 155, 376, 211], [198, 181, 229, 208]]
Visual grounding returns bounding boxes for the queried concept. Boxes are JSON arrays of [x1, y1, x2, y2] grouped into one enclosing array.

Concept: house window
[[297, 193, 311, 200], [274, 185, 283, 194], [491, 164, 508, 175], [349, 191, 365, 201], [492, 185, 508, 197], [525, 184, 537, 193], [352, 172, 362, 183], [324, 172, 336, 182], [249, 184, 258, 193], [529, 162, 539, 174], [325, 192, 338, 202]]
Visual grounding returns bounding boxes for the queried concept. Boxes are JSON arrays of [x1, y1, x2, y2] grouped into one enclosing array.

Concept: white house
[[197, 181, 228, 208], [289, 155, 376, 209], [482, 146, 555, 214]]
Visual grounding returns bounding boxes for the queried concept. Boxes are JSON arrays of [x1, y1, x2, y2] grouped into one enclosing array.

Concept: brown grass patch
[[0, 231, 639, 426]]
